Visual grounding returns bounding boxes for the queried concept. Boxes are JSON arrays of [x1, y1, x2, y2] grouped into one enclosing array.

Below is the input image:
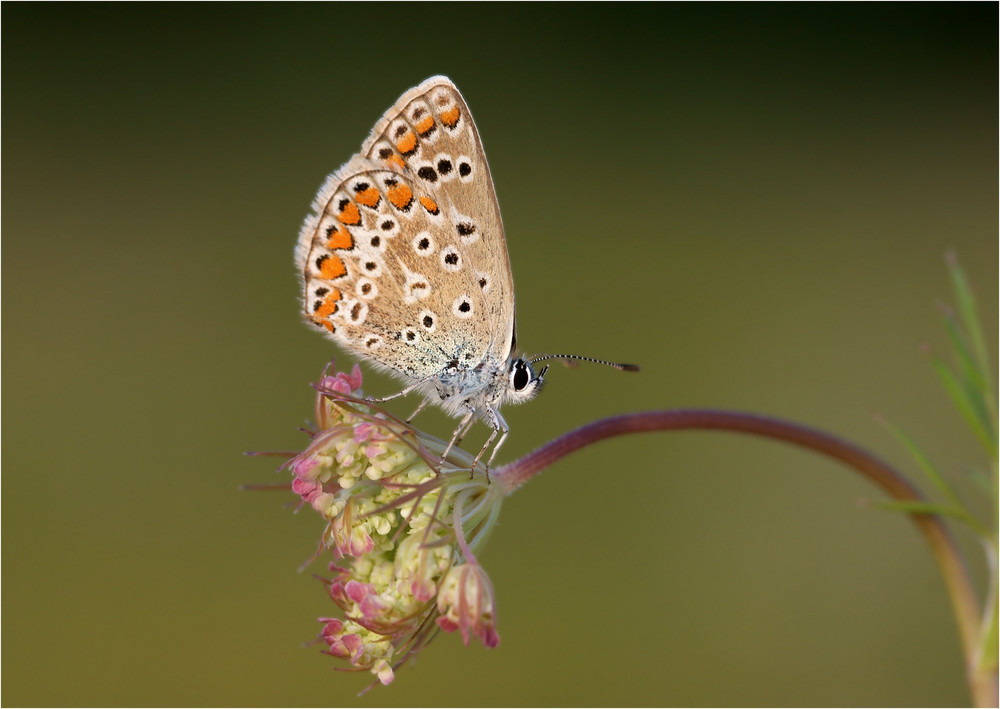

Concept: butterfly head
[[504, 357, 548, 405]]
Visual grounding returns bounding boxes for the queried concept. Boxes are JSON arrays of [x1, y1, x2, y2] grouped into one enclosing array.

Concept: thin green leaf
[[946, 254, 997, 426], [966, 467, 997, 499], [933, 356, 997, 456], [878, 417, 962, 506], [873, 500, 986, 534], [943, 311, 987, 396]]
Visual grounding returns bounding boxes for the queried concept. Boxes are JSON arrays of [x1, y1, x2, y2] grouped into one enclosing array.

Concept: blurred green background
[[3, 4, 996, 706]]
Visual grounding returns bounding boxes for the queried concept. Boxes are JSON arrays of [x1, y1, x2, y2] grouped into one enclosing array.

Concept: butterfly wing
[[359, 76, 515, 361], [296, 77, 516, 386]]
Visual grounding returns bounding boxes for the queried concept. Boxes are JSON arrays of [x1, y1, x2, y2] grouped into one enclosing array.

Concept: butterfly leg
[[442, 409, 477, 460], [453, 409, 480, 447], [405, 398, 430, 423], [475, 409, 509, 471], [367, 381, 423, 404]]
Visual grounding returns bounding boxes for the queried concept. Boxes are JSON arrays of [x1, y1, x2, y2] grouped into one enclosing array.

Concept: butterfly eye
[[511, 360, 531, 391], [506, 359, 546, 405]]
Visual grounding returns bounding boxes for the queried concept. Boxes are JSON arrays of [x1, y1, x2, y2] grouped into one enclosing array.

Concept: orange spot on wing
[[313, 289, 342, 321], [319, 254, 347, 280], [415, 115, 435, 134], [325, 225, 354, 251], [354, 187, 380, 208], [386, 154, 406, 170], [440, 106, 460, 127], [387, 183, 413, 210], [337, 201, 361, 225], [419, 196, 439, 214], [395, 130, 417, 155]]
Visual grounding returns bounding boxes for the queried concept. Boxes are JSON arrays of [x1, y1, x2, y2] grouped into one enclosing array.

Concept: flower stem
[[494, 409, 996, 706]]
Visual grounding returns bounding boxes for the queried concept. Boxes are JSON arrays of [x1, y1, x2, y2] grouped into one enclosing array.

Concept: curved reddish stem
[[493, 410, 992, 706]]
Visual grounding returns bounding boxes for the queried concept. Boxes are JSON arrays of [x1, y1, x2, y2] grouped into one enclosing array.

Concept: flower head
[[283, 361, 504, 686]]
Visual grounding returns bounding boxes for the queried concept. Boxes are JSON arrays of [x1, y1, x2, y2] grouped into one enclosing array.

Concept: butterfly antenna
[[527, 353, 639, 372]]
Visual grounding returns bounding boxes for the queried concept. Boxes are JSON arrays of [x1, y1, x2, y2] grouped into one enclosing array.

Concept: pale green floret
[[312, 452, 337, 471], [335, 438, 363, 466], [368, 557, 396, 589], [396, 484, 451, 533], [372, 658, 394, 685], [322, 494, 345, 520], [334, 463, 365, 489], [364, 444, 414, 480], [342, 619, 395, 665], [395, 533, 452, 580], [369, 512, 393, 537], [352, 554, 376, 582], [349, 497, 397, 550]]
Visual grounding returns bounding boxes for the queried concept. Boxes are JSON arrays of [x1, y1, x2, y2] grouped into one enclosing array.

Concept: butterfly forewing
[[361, 77, 515, 361], [297, 76, 516, 386]]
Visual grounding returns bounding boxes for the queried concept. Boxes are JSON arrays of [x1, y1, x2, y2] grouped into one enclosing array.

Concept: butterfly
[[295, 76, 636, 468]]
